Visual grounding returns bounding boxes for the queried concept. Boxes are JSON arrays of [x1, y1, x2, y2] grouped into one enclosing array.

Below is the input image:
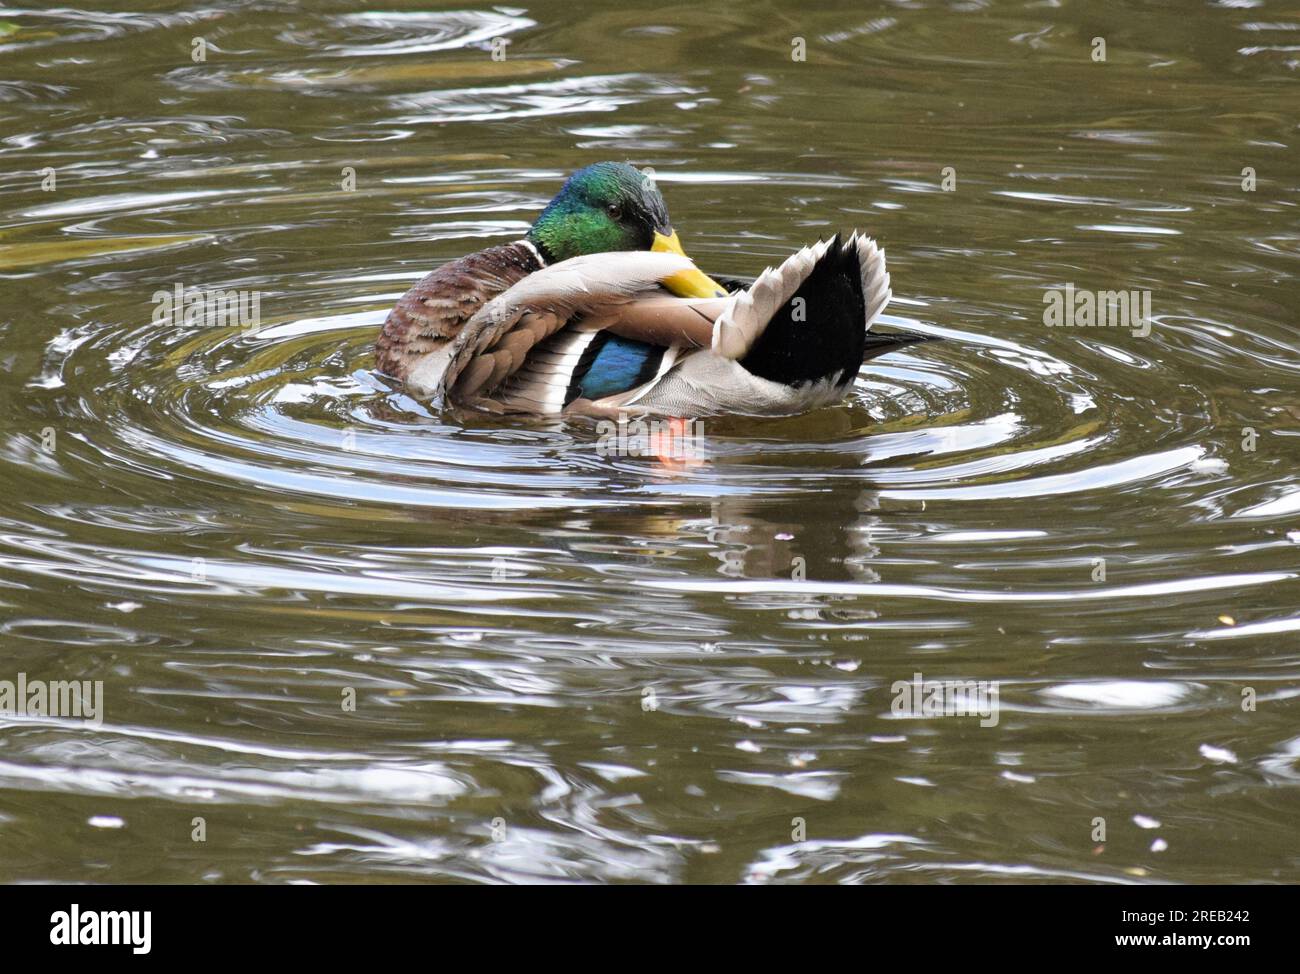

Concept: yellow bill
[[652, 230, 728, 298]]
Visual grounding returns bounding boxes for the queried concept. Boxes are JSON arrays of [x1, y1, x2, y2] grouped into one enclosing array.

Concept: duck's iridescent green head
[[528, 162, 669, 262], [527, 162, 726, 298]]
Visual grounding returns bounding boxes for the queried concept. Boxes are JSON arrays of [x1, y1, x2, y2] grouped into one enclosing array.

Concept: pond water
[[0, 0, 1296, 883]]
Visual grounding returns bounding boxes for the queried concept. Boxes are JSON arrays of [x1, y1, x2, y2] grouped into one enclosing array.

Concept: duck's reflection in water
[[700, 489, 897, 585]]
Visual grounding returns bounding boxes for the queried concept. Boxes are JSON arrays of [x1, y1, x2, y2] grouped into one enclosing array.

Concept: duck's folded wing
[[431, 250, 702, 405]]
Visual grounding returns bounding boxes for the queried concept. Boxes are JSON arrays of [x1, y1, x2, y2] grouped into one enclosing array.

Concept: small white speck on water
[[1287, 530, 1300, 544], [1150, 838, 1169, 853], [88, 815, 125, 829], [832, 659, 860, 672], [1001, 771, 1036, 784], [107, 601, 141, 613], [1133, 814, 1161, 829], [1199, 743, 1239, 764], [736, 740, 761, 753]]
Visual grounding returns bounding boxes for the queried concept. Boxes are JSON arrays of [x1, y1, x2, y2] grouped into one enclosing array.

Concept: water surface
[[0, 0, 1297, 883]]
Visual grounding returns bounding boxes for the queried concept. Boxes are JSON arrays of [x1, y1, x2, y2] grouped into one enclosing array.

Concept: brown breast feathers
[[374, 240, 544, 381]]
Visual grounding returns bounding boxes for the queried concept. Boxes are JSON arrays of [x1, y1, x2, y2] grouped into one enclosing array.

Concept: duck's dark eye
[[606, 203, 623, 221]]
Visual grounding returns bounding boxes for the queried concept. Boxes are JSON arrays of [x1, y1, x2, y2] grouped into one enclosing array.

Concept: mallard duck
[[376, 161, 926, 417]]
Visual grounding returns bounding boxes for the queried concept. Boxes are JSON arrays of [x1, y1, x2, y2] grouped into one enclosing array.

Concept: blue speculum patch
[[577, 334, 660, 400]]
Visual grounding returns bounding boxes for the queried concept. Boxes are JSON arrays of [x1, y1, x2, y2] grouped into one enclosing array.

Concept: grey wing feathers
[[432, 250, 693, 404]]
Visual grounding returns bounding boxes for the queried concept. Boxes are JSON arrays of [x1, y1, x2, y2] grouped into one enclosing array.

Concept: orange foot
[[647, 416, 704, 471]]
